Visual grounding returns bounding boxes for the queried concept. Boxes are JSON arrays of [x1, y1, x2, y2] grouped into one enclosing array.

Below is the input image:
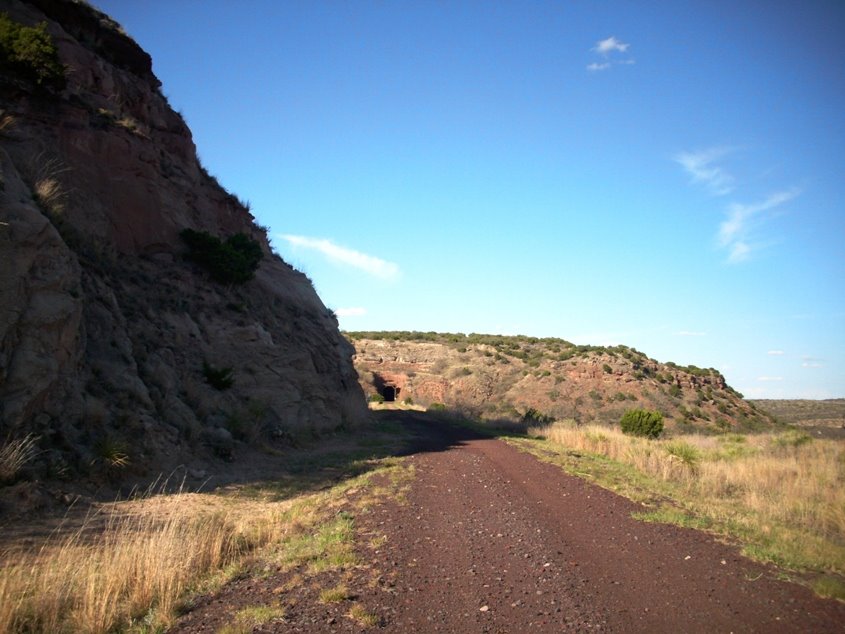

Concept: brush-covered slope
[[348, 332, 774, 432], [0, 0, 366, 484]]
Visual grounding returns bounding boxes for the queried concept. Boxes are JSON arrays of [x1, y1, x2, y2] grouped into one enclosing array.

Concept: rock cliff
[[348, 333, 773, 432], [0, 0, 367, 483]]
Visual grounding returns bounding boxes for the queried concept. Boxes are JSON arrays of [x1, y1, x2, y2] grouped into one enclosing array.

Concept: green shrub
[[428, 402, 446, 411], [402, 396, 413, 405], [521, 408, 553, 425], [203, 362, 234, 390], [0, 13, 65, 91], [619, 409, 664, 439], [668, 384, 682, 398], [368, 393, 385, 404], [180, 229, 263, 284], [602, 363, 613, 374]]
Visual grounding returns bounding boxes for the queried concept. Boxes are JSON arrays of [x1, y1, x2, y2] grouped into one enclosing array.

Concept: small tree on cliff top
[[0, 13, 66, 92]]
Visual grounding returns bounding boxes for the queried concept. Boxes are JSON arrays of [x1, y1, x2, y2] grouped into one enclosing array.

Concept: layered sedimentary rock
[[0, 0, 366, 480]]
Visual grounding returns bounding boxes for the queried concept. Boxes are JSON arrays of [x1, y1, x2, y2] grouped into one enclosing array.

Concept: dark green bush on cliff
[[180, 229, 263, 284], [521, 408, 554, 425], [202, 362, 233, 390], [620, 409, 664, 439], [0, 13, 65, 91]]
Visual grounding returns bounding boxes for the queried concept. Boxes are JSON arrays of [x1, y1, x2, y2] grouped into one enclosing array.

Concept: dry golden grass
[[19, 150, 70, 220], [526, 422, 845, 574], [319, 583, 350, 603], [218, 603, 286, 634], [0, 489, 286, 634], [0, 457, 412, 634], [33, 176, 66, 214], [0, 111, 14, 137], [348, 603, 380, 627], [0, 434, 39, 483]]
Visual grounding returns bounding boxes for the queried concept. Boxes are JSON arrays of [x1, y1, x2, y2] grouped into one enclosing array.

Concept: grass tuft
[[218, 603, 286, 634], [279, 510, 358, 573], [348, 603, 379, 627], [319, 583, 350, 603], [0, 434, 39, 483], [811, 575, 845, 601], [664, 440, 700, 472]]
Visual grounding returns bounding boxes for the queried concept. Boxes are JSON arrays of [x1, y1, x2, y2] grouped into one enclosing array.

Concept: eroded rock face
[[0, 0, 366, 481], [350, 336, 769, 431]]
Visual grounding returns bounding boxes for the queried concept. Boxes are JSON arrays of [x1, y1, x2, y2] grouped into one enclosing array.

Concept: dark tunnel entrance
[[383, 386, 398, 402]]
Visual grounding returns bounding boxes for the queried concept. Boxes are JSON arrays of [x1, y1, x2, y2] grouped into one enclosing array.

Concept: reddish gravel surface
[[171, 413, 845, 633]]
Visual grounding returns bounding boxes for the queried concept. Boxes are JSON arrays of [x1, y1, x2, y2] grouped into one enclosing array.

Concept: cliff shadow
[[188, 408, 486, 503]]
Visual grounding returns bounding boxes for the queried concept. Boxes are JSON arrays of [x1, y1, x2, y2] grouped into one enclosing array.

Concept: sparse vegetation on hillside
[[346, 331, 724, 379], [751, 399, 845, 427], [349, 331, 767, 432], [0, 13, 66, 92], [180, 229, 263, 284]]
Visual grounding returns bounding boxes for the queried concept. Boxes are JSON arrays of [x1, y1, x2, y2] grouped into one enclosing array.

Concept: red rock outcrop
[[349, 335, 770, 431]]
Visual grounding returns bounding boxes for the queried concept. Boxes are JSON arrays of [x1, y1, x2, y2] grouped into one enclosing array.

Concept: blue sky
[[94, 1, 844, 399]]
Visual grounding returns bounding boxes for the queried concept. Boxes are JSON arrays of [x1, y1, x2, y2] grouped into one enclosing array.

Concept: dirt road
[[173, 414, 845, 632]]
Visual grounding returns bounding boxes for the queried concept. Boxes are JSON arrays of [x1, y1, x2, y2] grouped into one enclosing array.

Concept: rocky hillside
[[0, 0, 366, 485], [348, 332, 774, 432]]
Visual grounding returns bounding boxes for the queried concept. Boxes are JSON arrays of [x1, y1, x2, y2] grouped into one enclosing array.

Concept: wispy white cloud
[[675, 144, 802, 265], [279, 235, 400, 280], [674, 147, 736, 196], [336, 307, 367, 317], [767, 350, 785, 356], [587, 36, 634, 72], [757, 376, 783, 382], [676, 330, 707, 337], [718, 189, 799, 263], [594, 36, 630, 55], [726, 240, 751, 264], [801, 355, 824, 368]]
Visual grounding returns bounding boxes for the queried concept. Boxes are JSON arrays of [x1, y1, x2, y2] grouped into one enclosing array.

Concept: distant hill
[[750, 399, 845, 429], [346, 332, 775, 432]]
